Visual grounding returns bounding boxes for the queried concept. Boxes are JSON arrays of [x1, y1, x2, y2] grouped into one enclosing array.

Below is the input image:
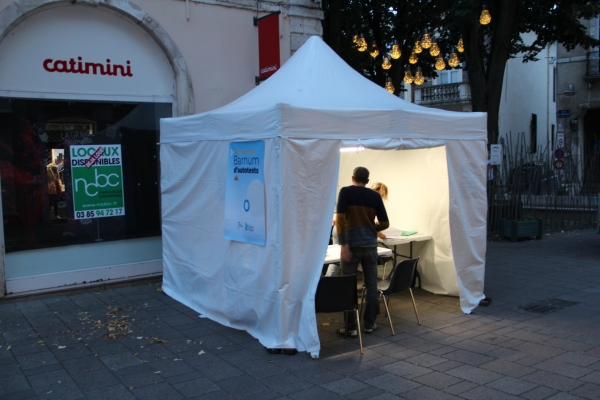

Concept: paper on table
[[379, 227, 403, 239], [401, 231, 418, 236]]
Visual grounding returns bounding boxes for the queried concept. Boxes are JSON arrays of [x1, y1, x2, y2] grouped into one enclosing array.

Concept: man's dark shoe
[[266, 348, 282, 354], [336, 327, 358, 337]]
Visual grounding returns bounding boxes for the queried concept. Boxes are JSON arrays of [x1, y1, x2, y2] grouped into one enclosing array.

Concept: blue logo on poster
[[244, 199, 250, 212]]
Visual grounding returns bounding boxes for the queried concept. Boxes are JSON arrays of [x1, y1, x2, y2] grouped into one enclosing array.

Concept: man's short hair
[[353, 166, 370, 183]]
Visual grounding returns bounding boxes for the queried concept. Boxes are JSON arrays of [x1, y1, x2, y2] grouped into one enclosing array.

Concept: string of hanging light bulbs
[[352, 4, 490, 93]]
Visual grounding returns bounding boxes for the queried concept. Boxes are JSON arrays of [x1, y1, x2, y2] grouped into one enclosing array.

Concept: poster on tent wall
[[71, 144, 125, 220], [224, 141, 266, 246]]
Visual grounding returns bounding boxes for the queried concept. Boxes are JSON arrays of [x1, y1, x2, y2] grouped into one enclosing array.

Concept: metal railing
[[487, 132, 599, 237], [489, 192, 598, 233], [414, 82, 471, 106]]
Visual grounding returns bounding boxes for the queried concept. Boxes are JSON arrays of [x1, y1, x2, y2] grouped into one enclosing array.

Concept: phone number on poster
[[75, 208, 124, 219]]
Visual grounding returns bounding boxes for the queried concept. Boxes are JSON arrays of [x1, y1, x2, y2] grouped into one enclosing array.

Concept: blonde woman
[[371, 182, 388, 201], [371, 182, 388, 239]]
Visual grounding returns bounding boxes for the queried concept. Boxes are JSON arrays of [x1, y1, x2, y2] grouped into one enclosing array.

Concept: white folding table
[[324, 244, 392, 264]]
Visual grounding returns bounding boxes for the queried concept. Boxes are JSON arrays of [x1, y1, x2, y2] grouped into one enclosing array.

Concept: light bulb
[[409, 51, 418, 64], [414, 40, 422, 54], [429, 42, 440, 57], [352, 33, 359, 44], [390, 41, 401, 59], [414, 67, 425, 85], [385, 77, 395, 94], [382, 55, 392, 70], [370, 42, 379, 58], [357, 34, 368, 52], [421, 32, 432, 49], [457, 36, 464, 53], [480, 5, 491, 25], [448, 48, 460, 68], [435, 56, 446, 71], [403, 69, 414, 84]]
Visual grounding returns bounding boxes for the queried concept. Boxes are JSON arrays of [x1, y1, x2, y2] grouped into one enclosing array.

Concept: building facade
[[0, 0, 323, 297], [555, 16, 600, 195], [403, 34, 558, 180], [498, 34, 557, 157], [408, 68, 472, 113]]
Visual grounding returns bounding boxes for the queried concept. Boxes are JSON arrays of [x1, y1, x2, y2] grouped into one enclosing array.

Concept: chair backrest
[[382, 258, 419, 296], [315, 275, 358, 313]]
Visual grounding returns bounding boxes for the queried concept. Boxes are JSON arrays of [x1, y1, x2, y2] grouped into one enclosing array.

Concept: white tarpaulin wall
[[160, 36, 488, 357]]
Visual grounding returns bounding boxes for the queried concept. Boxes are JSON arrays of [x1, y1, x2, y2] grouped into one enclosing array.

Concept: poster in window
[[71, 144, 125, 220]]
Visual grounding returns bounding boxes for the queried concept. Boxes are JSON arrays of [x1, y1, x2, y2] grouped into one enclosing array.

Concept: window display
[[0, 98, 170, 253]]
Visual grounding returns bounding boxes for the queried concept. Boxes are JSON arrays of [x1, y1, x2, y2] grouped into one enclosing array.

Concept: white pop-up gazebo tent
[[159, 36, 488, 357]]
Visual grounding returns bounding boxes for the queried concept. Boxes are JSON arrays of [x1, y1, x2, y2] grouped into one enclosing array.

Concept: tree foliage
[[321, 0, 600, 144]]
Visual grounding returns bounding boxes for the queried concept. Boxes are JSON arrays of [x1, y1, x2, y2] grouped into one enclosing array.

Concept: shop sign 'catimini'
[[43, 57, 133, 77]]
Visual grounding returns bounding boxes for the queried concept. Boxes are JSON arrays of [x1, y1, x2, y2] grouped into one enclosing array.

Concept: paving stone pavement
[[1, 229, 599, 399]]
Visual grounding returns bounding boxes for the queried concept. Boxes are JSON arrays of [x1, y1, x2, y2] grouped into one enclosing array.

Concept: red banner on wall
[[256, 12, 280, 83]]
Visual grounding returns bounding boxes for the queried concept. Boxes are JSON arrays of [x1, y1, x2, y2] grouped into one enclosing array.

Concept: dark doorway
[[582, 109, 600, 195]]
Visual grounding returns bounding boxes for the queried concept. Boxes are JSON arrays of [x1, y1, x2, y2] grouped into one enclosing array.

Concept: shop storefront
[[0, 3, 176, 295], [0, 0, 323, 297]]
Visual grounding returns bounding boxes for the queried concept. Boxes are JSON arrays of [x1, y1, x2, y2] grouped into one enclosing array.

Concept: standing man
[[335, 166, 389, 336]]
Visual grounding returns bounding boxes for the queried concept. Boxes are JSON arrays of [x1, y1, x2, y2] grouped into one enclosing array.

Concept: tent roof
[[225, 36, 426, 112], [161, 36, 487, 143]]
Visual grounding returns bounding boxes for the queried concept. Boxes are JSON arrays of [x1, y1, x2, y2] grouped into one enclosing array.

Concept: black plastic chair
[[361, 258, 421, 335], [315, 275, 363, 353], [378, 255, 394, 280]]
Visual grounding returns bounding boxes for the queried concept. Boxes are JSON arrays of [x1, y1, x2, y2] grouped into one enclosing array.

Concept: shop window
[[0, 99, 171, 253], [438, 70, 461, 85]]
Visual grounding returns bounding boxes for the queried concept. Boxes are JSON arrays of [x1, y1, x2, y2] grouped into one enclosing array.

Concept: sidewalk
[[1, 229, 599, 399]]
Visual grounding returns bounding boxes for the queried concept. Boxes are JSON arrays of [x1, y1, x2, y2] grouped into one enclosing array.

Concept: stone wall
[[193, 0, 323, 53]]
